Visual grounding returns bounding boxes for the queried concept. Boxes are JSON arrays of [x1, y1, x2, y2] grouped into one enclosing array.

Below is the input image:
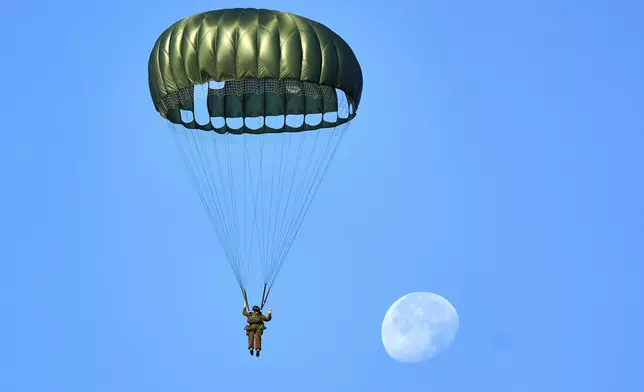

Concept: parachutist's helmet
[[252, 305, 261, 312]]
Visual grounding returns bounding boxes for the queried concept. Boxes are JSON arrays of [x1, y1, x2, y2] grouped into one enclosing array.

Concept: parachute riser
[[260, 283, 272, 310], [241, 286, 250, 311], [241, 284, 272, 311]]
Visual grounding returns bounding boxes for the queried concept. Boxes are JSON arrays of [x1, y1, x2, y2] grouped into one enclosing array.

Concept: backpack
[[247, 312, 262, 325]]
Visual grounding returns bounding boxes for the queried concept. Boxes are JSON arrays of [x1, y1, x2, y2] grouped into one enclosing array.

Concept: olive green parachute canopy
[[148, 8, 363, 134]]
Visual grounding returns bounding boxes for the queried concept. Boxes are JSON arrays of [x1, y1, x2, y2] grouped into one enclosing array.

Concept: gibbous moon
[[381, 292, 459, 363]]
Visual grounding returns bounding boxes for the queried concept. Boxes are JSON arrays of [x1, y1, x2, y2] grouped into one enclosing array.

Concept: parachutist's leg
[[248, 331, 255, 355], [255, 332, 262, 353], [255, 334, 260, 357]]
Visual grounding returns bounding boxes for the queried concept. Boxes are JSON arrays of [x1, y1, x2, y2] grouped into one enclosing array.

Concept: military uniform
[[243, 306, 272, 355]]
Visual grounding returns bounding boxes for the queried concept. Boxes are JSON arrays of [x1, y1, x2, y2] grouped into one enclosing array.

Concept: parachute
[[148, 8, 363, 309]]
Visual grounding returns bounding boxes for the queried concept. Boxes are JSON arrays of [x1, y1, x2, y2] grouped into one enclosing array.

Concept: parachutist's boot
[[256, 350, 260, 357], [249, 349, 254, 356]]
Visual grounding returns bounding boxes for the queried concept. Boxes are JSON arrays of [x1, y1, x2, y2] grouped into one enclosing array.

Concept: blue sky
[[1, 0, 643, 391]]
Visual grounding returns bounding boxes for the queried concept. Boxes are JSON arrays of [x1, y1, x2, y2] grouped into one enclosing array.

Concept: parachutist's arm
[[262, 311, 272, 322], [242, 307, 249, 317]]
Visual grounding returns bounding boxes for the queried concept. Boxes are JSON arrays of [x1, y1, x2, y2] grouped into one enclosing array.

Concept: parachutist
[[243, 304, 272, 357]]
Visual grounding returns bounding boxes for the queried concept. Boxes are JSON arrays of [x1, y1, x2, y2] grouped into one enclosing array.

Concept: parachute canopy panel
[[148, 8, 363, 134]]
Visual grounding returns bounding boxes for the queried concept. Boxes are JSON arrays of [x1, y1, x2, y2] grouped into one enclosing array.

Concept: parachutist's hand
[[268, 308, 272, 314]]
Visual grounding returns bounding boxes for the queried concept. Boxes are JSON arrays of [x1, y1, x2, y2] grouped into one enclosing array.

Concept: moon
[[381, 292, 459, 363]]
